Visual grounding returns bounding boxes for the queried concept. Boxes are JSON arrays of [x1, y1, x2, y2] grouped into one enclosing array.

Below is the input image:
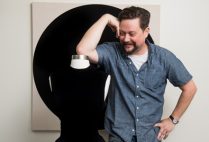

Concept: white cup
[[70, 55, 90, 69]]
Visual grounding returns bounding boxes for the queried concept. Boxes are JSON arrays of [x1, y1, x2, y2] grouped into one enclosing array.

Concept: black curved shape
[[33, 4, 154, 142]]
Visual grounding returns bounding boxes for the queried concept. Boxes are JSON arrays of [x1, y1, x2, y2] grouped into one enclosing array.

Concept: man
[[76, 6, 197, 142]]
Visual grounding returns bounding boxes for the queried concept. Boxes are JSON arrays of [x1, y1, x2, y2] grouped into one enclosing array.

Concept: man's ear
[[144, 27, 150, 38]]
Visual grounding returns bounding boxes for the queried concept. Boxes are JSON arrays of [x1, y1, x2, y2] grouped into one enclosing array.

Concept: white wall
[[0, 0, 209, 142]]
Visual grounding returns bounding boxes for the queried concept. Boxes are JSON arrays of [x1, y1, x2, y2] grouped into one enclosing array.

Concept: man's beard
[[123, 42, 140, 55]]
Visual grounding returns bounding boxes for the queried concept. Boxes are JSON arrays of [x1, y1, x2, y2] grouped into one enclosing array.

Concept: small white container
[[70, 55, 90, 69]]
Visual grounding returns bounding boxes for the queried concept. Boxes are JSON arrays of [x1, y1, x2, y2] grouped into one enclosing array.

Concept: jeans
[[109, 135, 136, 142], [55, 133, 105, 142]]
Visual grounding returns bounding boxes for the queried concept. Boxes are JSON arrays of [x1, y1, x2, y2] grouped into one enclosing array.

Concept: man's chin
[[125, 49, 134, 55], [124, 46, 133, 53]]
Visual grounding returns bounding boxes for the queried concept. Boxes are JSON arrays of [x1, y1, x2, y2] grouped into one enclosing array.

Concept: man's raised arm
[[76, 14, 119, 63]]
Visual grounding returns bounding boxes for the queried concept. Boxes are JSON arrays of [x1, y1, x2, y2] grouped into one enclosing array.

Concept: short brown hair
[[118, 6, 150, 30]]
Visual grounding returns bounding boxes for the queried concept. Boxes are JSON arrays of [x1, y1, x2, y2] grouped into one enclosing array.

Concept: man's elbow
[[181, 80, 197, 97], [192, 83, 197, 96], [187, 80, 197, 98], [76, 46, 86, 55]]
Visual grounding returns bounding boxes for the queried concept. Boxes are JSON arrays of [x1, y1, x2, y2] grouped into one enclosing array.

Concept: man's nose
[[124, 34, 130, 42]]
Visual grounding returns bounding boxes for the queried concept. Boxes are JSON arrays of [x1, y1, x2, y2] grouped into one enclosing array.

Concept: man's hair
[[118, 6, 150, 30]]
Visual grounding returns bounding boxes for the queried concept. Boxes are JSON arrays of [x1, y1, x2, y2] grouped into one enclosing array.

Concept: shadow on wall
[[33, 4, 154, 142]]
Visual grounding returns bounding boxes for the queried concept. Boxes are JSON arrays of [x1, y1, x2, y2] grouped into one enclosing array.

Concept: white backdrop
[[0, 0, 209, 142]]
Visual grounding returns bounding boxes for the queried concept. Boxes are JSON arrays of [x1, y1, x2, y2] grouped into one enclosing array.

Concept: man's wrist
[[169, 115, 179, 125]]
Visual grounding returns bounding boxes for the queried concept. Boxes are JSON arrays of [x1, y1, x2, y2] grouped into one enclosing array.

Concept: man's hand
[[154, 118, 175, 141], [105, 14, 120, 38]]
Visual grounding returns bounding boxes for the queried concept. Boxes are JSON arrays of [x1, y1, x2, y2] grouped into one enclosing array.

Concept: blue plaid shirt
[[96, 41, 192, 142]]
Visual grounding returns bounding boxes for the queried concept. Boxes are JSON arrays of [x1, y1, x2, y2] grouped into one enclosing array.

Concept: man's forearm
[[171, 80, 197, 120], [155, 80, 197, 141], [76, 14, 109, 55]]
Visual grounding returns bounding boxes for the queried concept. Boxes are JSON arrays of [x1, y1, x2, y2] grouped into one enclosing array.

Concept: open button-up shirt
[[96, 41, 192, 142]]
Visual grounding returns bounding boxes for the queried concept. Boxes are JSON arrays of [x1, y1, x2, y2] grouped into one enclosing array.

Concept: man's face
[[119, 18, 149, 55]]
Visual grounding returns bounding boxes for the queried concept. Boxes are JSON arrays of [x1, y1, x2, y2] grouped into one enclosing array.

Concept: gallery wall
[[0, 0, 209, 142]]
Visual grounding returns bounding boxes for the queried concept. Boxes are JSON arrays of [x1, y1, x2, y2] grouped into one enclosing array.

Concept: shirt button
[[132, 129, 135, 132], [136, 119, 139, 122], [136, 85, 139, 88], [136, 74, 139, 76], [136, 107, 139, 110], [136, 95, 139, 98], [129, 62, 132, 64]]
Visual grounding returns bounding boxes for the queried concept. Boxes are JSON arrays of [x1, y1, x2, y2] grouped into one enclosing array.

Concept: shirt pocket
[[144, 68, 166, 89]]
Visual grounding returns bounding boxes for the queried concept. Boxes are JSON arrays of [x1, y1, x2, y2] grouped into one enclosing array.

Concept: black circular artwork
[[33, 4, 154, 142]]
